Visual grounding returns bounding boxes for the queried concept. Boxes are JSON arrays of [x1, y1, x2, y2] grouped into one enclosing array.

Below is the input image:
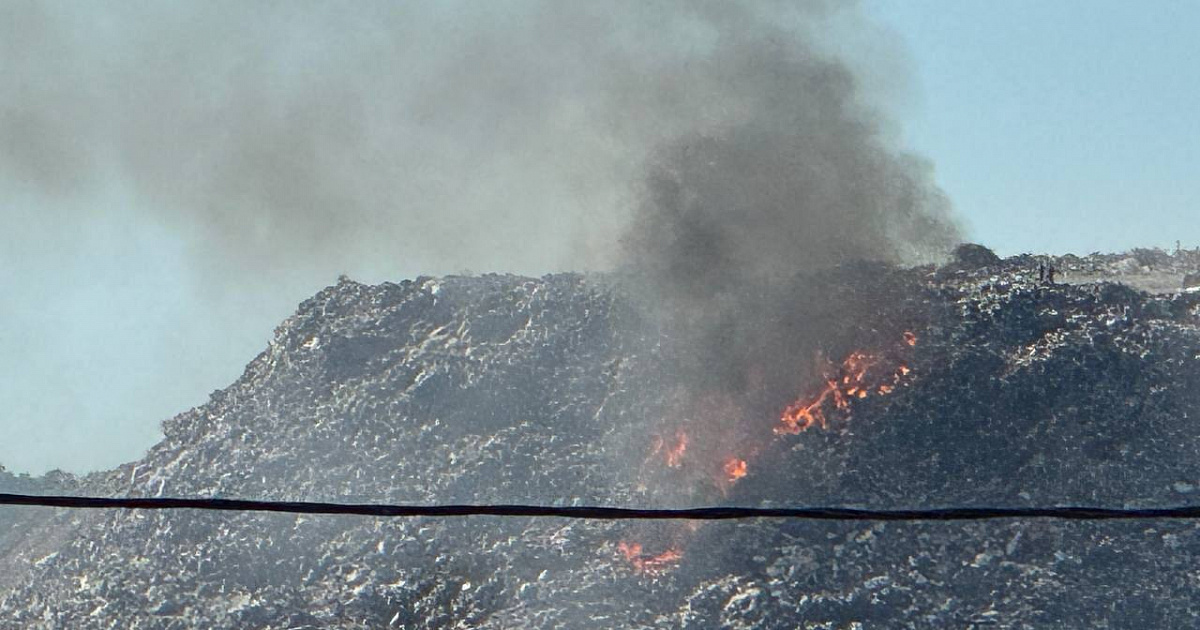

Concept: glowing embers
[[723, 457, 748, 482], [646, 427, 751, 490], [617, 541, 684, 575], [650, 429, 689, 468], [643, 406, 756, 493], [775, 333, 917, 436]]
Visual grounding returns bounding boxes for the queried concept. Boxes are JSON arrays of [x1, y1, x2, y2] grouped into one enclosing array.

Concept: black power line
[[3, 493, 1200, 521]]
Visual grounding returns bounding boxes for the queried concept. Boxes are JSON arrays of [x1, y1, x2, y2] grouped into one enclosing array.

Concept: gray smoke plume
[[2, 1, 952, 275], [616, 3, 958, 407], [0, 1, 956, 473]]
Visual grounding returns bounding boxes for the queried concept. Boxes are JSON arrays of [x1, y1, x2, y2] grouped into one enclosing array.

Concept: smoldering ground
[[0, 1, 956, 473], [603, 2, 960, 514]]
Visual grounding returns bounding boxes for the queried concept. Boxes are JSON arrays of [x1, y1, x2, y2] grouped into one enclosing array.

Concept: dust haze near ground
[[0, 1, 953, 473]]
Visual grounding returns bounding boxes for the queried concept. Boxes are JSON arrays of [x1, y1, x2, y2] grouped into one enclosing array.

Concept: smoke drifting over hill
[[621, 20, 956, 301], [2, 0, 953, 275], [0, 1, 956, 472], [612, 3, 958, 405]]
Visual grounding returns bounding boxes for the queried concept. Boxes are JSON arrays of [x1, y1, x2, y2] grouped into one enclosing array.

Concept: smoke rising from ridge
[[0, 1, 956, 473], [614, 2, 958, 410]]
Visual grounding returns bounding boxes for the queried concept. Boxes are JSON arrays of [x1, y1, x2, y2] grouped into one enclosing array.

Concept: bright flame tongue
[[776, 335, 916, 435]]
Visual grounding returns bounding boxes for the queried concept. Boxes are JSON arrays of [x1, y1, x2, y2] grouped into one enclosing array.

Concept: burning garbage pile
[[776, 334, 916, 436], [640, 333, 921, 490], [616, 328, 921, 575], [6, 260, 1200, 627]]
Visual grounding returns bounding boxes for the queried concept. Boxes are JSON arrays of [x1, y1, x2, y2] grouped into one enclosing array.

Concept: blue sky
[[2, 2, 1198, 475], [865, 0, 1200, 255]]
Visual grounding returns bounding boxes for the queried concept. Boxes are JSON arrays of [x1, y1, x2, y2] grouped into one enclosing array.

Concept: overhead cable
[[3, 493, 1199, 521]]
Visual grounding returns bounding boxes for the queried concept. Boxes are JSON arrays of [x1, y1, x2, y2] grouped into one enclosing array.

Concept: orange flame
[[651, 429, 689, 468], [776, 336, 915, 436], [622, 331, 919, 577], [723, 458, 748, 482], [776, 352, 876, 435], [775, 378, 839, 435], [617, 541, 684, 574]]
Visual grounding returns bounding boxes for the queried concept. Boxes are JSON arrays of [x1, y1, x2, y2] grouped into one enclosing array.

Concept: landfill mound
[[3, 250, 1200, 628]]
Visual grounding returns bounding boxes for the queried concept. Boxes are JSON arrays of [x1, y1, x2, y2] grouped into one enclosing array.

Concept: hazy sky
[[866, 0, 1200, 255], [2, 1, 1198, 475]]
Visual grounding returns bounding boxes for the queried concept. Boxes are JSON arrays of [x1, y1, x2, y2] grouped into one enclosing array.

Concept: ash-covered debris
[[947, 242, 1003, 272], [1184, 272, 1200, 292], [0, 466, 80, 597], [3, 259, 1200, 628], [1014, 247, 1200, 294], [1055, 247, 1200, 277]]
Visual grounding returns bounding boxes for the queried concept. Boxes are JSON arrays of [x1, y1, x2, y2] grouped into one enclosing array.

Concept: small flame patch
[[650, 429, 689, 468], [723, 457, 748, 482], [617, 541, 684, 574]]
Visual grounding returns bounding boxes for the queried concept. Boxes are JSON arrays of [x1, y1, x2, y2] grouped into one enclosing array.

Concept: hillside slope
[[4, 253, 1200, 628]]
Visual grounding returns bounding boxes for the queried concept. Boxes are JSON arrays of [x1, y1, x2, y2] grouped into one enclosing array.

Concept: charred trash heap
[[3, 248, 1200, 628]]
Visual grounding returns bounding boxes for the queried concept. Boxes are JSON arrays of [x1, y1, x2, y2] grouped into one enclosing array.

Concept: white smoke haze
[[0, 1, 957, 473]]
